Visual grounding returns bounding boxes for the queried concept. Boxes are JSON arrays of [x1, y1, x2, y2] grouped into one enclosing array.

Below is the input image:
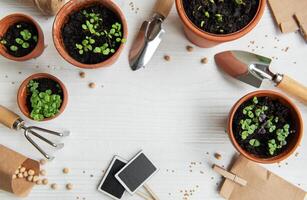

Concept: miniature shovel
[[215, 50, 307, 103], [129, 0, 174, 71]]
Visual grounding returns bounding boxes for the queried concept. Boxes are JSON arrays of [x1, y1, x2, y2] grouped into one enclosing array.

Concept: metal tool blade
[[129, 14, 165, 71], [215, 50, 275, 88]]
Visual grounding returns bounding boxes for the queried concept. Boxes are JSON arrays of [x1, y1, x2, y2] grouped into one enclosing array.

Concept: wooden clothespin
[[213, 164, 247, 186]]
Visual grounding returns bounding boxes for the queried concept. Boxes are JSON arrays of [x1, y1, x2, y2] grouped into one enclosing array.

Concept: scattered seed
[[33, 176, 39, 182], [90, 174, 94, 177], [28, 169, 35, 176], [15, 169, 19, 175], [12, 174, 17, 179], [27, 176, 33, 182], [40, 159, 47, 165], [79, 72, 85, 78], [17, 173, 23, 178], [42, 178, 49, 185], [201, 57, 208, 64], [36, 179, 42, 185], [66, 183, 73, 190], [214, 153, 222, 160], [63, 168, 70, 174], [186, 45, 194, 52], [23, 171, 28, 177], [20, 167, 26, 173], [295, 152, 299, 157], [40, 169, 46, 176], [89, 82, 96, 88], [164, 55, 170, 61], [51, 183, 58, 190]]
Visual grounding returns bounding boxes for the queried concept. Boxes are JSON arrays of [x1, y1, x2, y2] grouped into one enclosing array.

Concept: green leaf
[[249, 139, 260, 147], [22, 42, 30, 48], [10, 45, 18, 51], [15, 38, 24, 44], [204, 11, 210, 18], [252, 97, 258, 104], [93, 47, 101, 53]]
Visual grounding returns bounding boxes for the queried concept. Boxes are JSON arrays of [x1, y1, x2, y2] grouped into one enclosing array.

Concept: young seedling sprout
[[235, 0, 246, 5], [239, 96, 292, 156], [76, 9, 126, 57], [1, 25, 38, 53], [28, 80, 62, 121]]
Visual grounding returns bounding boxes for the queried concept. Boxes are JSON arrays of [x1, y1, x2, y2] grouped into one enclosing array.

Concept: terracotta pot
[[227, 90, 303, 164], [53, 0, 128, 69], [175, 0, 266, 47], [17, 73, 68, 121], [0, 14, 44, 61]]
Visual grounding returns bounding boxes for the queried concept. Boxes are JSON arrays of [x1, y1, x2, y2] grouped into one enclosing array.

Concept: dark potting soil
[[0, 22, 38, 57], [233, 96, 296, 158], [182, 0, 259, 34], [26, 78, 63, 113], [62, 5, 123, 64]]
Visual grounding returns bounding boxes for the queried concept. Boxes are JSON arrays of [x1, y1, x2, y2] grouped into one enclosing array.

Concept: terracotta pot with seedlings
[[227, 90, 303, 164], [175, 0, 266, 47], [53, 0, 128, 69], [17, 73, 68, 122], [0, 14, 44, 61]]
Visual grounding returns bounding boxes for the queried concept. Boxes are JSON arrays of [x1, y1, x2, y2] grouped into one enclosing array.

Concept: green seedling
[[204, 11, 210, 18], [10, 45, 18, 51], [215, 14, 223, 22], [249, 139, 260, 147], [235, 0, 246, 5], [20, 29, 32, 41], [28, 80, 62, 121]]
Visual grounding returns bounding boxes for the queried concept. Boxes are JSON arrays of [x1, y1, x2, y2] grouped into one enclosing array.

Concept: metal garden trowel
[[214, 50, 307, 103]]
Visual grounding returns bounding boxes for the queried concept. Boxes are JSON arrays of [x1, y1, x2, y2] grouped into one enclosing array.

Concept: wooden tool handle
[[0, 105, 21, 129], [277, 75, 307, 103], [144, 184, 160, 200], [154, 0, 174, 18]]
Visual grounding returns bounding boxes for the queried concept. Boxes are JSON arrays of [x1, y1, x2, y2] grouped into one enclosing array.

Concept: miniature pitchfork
[[0, 105, 69, 160]]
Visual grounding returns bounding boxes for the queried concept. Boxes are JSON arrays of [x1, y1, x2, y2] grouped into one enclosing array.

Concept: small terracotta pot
[[227, 90, 303, 164], [175, 0, 266, 47], [0, 14, 44, 61], [53, 0, 128, 69], [17, 73, 68, 121]]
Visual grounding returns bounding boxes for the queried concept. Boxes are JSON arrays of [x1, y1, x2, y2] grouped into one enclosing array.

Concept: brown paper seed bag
[[220, 155, 306, 200], [0, 144, 40, 197]]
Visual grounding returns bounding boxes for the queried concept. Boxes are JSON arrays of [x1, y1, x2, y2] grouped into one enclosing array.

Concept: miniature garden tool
[[215, 50, 307, 104], [0, 105, 69, 160], [129, 0, 174, 71]]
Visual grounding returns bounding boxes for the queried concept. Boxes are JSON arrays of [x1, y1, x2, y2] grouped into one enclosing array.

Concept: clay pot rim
[[17, 73, 68, 122], [52, 0, 128, 69], [0, 13, 44, 61], [227, 90, 303, 164], [175, 0, 266, 42]]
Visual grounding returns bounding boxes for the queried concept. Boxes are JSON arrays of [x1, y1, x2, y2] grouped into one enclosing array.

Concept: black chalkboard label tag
[[115, 151, 158, 194], [98, 156, 127, 200]]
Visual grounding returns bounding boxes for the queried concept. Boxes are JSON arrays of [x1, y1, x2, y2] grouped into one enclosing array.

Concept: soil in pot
[[233, 96, 296, 158], [182, 0, 259, 34], [61, 4, 126, 64], [0, 22, 38, 57], [26, 78, 64, 121]]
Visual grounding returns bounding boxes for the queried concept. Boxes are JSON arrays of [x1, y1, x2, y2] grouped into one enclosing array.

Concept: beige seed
[[186, 45, 194, 52], [36, 179, 42, 185], [12, 174, 17, 179], [42, 178, 48, 185], [201, 57, 208, 64], [66, 183, 73, 190], [33, 176, 39, 182], [27, 176, 33, 182], [23, 171, 28, 177], [40, 159, 47, 165], [40, 169, 46, 176], [214, 153, 222, 160], [17, 173, 23, 178], [20, 167, 26, 173], [28, 169, 35, 176], [89, 82, 96, 88], [15, 169, 19, 175], [63, 168, 70, 174], [164, 55, 171, 61], [51, 183, 58, 190], [79, 71, 85, 78]]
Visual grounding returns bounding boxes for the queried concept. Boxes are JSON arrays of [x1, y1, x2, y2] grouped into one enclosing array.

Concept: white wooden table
[[0, 1, 306, 199]]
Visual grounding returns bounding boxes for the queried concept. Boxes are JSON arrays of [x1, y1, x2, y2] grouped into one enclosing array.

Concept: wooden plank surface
[[0, 0, 306, 199]]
